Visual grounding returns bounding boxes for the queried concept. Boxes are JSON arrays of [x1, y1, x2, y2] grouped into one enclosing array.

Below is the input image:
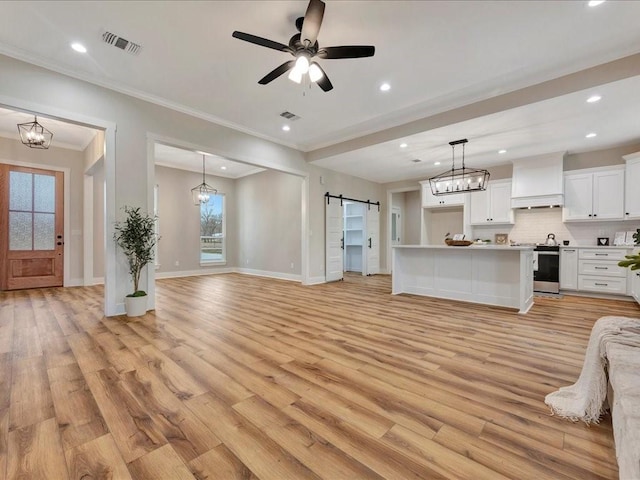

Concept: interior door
[[0, 164, 64, 290], [325, 196, 344, 282], [366, 206, 380, 275]]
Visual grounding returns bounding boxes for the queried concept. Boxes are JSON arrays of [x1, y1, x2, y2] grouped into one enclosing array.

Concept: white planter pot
[[125, 295, 147, 317]]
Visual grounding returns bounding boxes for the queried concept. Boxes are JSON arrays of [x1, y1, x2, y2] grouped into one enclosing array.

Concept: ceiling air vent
[[102, 31, 142, 55], [280, 111, 301, 121]]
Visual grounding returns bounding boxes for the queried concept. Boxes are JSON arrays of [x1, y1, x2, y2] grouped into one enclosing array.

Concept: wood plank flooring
[[0, 272, 639, 479]]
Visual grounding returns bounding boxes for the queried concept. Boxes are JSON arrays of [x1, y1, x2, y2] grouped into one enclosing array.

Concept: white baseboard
[[156, 267, 235, 279], [235, 268, 301, 282], [91, 277, 105, 286], [66, 277, 84, 287], [305, 275, 326, 285]]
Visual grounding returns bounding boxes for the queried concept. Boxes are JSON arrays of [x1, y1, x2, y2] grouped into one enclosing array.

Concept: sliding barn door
[[325, 196, 344, 282], [365, 206, 380, 275], [0, 164, 64, 290]]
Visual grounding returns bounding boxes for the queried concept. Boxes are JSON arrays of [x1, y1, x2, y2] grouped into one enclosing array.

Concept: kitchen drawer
[[578, 260, 627, 278], [578, 249, 629, 261], [578, 275, 627, 294]]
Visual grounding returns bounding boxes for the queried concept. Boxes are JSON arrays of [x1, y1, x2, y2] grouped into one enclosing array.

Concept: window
[[200, 193, 225, 263]]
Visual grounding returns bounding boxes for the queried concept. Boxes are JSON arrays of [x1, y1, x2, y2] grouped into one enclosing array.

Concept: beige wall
[[236, 169, 302, 276], [155, 165, 237, 274], [564, 143, 640, 171], [92, 160, 105, 279], [308, 163, 385, 279], [404, 190, 422, 244], [0, 136, 85, 283]]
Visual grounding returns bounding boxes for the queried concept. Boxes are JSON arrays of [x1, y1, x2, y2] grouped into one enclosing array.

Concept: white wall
[[236, 169, 302, 278]]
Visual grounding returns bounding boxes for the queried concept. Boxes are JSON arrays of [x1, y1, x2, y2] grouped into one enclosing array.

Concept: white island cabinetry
[[392, 245, 534, 313]]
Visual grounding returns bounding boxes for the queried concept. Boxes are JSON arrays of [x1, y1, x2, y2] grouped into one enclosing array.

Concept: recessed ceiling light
[[282, 125, 290, 132], [400, 143, 408, 148], [434, 162, 441, 166], [220, 166, 227, 170], [379, 83, 391, 92], [498, 149, 507, 154], [71, 43, 87, 53], [586, 132, 597, 138], [587, 95, 601, 103], [588, 0, 605, 6]]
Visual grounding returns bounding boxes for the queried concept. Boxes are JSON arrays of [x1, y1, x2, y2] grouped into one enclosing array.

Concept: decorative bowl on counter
[[445, 239, 474, 246]]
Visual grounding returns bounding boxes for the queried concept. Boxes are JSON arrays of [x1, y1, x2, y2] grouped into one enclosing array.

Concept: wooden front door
[[0, 164, 64, 290]]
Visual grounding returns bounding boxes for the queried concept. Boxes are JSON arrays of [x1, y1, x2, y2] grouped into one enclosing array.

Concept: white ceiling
[[155, 143, 265, 179], [0, 1, 639, 183]]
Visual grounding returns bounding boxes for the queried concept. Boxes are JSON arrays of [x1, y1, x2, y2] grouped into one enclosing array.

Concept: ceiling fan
[[232, 0, 375, 92]]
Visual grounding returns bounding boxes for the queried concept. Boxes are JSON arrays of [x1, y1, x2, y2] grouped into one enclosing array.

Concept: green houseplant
[[618, 228, 640, 271], [113, 206, 158, 317]]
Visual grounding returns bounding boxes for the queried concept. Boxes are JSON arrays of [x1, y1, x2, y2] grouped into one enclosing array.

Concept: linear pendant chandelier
[[428, 138, 489, 196], [191, 155, 217, 205]]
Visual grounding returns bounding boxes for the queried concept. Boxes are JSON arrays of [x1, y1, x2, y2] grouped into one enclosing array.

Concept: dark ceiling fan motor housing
[[232, 0, 375, 92]]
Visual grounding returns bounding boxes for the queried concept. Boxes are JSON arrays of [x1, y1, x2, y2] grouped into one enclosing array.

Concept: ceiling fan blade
[[301, 0, 325, 46], [318, 45, 375, 59], [311, 62, 333, 92], [258, 60, 296, 85], [232, 31, 291, 53]]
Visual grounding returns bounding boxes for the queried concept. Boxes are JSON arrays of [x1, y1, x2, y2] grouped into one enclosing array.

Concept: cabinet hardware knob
[[593, 214, 597, 217], [588, 214, 592, 217], [626, 212, 630, 215]]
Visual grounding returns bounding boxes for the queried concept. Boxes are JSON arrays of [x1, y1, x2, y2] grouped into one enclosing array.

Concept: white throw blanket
[[545, 316, 640, 424]]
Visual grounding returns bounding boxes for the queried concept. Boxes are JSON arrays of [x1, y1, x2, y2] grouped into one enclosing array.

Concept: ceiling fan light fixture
[[308, 63, 323, 82], [288, 68, 303, 84], [294, 55, 310, 74]]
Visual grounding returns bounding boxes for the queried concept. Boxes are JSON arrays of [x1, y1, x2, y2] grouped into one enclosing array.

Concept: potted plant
[[113, 206, 158, 317], [618, 228, 640, 271]]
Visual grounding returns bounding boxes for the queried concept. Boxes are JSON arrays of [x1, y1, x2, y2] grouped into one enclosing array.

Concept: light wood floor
[[1, 273, 639, 479]]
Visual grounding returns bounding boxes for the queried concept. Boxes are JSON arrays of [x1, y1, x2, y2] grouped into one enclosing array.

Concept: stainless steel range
[[534, 244, 560, 294]]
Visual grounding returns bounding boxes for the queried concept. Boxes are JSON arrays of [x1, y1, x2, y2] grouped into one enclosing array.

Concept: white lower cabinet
[[559, 248, 578, 290], [576, 248, 629, 295]]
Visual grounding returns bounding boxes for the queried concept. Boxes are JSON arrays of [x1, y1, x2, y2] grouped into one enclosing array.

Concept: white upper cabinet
[[563, 167, 625, 221], [469, 179, 514, 225], [420, 181, 465, 207], [623, 152, 640, 220]]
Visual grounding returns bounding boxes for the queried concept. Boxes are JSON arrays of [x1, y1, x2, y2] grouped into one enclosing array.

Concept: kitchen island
[[392, 245, 535, 313]]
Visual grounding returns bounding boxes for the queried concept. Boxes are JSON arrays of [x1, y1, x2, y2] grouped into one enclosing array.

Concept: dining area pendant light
[[17, 115, 53, 149], [191, 155, 217, 205], [428, 139, 490, 196]]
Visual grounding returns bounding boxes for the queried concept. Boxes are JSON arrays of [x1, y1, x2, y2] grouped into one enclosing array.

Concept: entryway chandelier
[[428, 138, 490, 196], [17, 115, 53, 149], [191, 155, 217, 205]]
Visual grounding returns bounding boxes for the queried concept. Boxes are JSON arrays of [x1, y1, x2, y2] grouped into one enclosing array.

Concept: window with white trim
[[200, 193, 225, 263]]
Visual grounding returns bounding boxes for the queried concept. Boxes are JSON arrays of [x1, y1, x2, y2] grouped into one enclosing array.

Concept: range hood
[[511, 152, 565, 209]]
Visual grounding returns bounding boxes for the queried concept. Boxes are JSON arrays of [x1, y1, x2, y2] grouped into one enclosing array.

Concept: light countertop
[[393, 244, 534, 251]]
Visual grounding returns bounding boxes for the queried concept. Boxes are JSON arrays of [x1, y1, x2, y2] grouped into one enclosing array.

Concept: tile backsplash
[[472, 208, 640, 246]]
